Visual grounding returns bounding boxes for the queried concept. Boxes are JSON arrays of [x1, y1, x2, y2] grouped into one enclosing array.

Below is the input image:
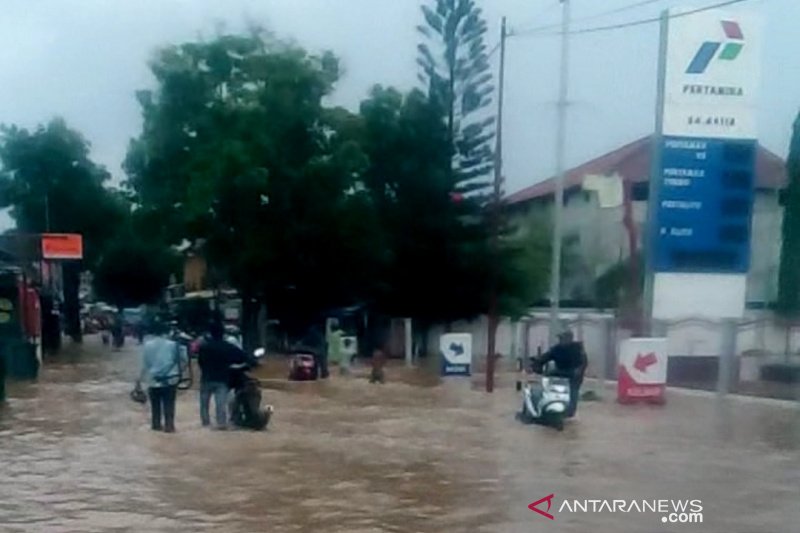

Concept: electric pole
[[548, 0, 571, 345], [487, 16, 507, 393]]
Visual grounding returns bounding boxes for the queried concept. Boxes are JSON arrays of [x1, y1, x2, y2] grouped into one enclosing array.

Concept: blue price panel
[[654, 136, 756, 273]]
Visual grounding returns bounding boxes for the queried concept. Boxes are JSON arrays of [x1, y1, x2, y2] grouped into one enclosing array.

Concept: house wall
[[183, 255, 207, 292], [509, 189, 782, 304]]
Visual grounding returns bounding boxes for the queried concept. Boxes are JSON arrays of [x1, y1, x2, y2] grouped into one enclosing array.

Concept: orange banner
[[41, 233, 83, 260]]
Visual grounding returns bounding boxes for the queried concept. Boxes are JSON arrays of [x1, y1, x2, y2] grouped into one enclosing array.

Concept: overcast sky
[[1, 0, 797, 231]]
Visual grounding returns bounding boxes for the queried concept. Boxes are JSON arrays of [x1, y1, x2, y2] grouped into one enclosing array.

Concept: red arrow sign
[[634, 352, 658, 373], [528, 494, 555, 520]]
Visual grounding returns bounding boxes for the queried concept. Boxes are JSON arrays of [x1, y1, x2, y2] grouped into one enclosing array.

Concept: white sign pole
[[644, 10, 670, 335]]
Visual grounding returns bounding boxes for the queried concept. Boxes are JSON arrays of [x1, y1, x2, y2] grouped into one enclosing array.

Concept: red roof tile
[[505, 136, 787, 205]]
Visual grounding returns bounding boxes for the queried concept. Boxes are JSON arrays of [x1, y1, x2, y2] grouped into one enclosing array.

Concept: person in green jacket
[[327, 321, 344, 373]]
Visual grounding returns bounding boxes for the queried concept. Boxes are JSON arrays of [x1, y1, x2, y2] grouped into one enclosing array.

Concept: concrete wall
[[426, 309, 800, 380], [509, 190, 783, 304]]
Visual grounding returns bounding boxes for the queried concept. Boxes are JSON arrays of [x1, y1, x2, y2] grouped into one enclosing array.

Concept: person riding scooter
[[533, 328, 588, 418]]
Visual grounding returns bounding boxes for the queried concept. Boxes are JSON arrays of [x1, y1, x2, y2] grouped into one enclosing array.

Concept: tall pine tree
[[417, 0, 495, 198]]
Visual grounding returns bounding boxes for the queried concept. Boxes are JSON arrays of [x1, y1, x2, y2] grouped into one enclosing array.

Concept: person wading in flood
[[137, 321, 185, 432], [197, 320, 247, 430]]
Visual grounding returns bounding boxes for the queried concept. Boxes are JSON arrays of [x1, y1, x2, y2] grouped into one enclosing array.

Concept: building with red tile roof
[[505, 136, 786, 306]]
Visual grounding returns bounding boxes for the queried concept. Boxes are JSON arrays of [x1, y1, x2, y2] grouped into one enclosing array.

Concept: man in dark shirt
[[537, 329, 588, 418], [198, 321, 247, 429]]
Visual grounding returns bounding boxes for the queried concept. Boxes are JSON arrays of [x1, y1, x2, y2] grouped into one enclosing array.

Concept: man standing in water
[[138, 322, 184, 432], [198, 321, 247, 430]]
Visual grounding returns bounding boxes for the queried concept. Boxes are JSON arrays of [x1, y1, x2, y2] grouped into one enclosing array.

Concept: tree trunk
[[40, 291, 62, 354], [62, 262, 82, 343]]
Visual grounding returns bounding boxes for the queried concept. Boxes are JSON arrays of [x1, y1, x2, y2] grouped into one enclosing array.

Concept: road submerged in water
[[1, 338, 799, 533]]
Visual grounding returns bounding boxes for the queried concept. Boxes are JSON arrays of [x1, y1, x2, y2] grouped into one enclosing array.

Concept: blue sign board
[[654, 136, 756, 273]]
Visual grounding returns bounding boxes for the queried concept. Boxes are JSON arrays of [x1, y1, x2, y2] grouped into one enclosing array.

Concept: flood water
[[1, 338, 799, 533]]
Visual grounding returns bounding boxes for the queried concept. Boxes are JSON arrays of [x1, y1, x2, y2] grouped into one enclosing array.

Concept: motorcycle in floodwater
[[228, 348, 273, 431], [518, 359, 571, 431], [170, 328, 196, 391]]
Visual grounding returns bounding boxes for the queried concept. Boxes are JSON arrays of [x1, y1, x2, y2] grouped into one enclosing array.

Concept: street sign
[[663, 11, 762, 139], [647, 8, 761, 321], [440, 333, 472, 376], [41, 234, 83, 260], [618, 338, 668, 404], [654, 136, 756, 273]]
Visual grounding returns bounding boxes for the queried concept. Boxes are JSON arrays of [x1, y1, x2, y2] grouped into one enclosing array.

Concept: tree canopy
[[0, 118, 125, 265], [125, 31, 385, 335], [0, 118, 129, 340]]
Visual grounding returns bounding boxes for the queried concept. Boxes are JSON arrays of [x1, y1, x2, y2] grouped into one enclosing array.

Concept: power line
[[512, 0, 754, 38], [512, 0, 669, 36], [570, 0, 753, 35], [587, 0, 669, 19], [488, 40, 501, 59], [513, 0, 562, 31]]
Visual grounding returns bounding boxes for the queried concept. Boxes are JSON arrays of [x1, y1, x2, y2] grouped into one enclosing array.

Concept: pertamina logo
[[686, 20, 744, 74]]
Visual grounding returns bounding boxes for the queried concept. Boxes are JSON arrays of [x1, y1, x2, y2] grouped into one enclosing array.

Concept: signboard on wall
[[41, 234, 83, 260]]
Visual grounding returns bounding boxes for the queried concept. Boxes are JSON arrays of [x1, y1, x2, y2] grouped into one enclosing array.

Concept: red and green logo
[[686, 20, 744, 74]]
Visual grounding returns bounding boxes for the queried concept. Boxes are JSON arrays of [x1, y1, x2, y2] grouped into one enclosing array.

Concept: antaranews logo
[[686, 20, 744, 74], [528, 494, 704, 524]]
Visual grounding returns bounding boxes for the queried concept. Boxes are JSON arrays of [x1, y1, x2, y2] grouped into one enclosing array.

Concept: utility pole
[[44, 189, 51, 233], [643, 10, 670, 335], [487, 16, 507, 393], [548, 0, 571, 345]]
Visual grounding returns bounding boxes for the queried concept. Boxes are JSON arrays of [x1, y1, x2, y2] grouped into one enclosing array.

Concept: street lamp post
[[548, 0, 571, 344]]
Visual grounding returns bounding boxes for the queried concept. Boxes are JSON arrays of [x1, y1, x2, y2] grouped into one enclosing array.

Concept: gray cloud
[[1, 0, 797, 232]]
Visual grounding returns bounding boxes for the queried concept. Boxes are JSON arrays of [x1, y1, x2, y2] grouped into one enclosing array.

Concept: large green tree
[[0, 118, 126, 341], [358, 86, 468, 321], [125, 31, 384, 344], [93, 224, 177, 311], [778, 112, 800, 315]]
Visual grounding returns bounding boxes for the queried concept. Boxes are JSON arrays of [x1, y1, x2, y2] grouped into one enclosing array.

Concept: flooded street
[[1, 339, 799, 533]]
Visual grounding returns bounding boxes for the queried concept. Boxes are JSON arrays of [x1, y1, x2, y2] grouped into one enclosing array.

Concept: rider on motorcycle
[[534, 328, 588, 418]]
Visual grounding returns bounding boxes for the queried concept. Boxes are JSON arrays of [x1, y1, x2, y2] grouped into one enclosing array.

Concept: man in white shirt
[[138, 322, 185, 432]]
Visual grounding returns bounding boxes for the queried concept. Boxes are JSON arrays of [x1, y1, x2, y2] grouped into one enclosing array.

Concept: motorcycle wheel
[[519, 400, 535, 425], [552, 415, 565, 432]]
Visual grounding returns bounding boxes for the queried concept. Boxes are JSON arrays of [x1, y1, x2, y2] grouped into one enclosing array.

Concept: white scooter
[[519, 360, 571, 431]]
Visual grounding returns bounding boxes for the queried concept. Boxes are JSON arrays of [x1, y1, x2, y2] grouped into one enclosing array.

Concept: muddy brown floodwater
[[1, 338, 799, 533]]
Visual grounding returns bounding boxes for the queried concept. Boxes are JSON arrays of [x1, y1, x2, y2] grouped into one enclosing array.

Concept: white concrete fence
[[424, 309, 800, 386]]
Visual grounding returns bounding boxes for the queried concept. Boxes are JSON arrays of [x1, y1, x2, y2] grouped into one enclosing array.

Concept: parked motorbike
[[519, 360, 571, 431], [229, 348, 273, 430]]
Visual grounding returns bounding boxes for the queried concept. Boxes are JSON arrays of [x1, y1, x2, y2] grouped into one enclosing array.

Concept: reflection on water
[[0, 340, 501, 533], [1, 338, 798, 533]]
